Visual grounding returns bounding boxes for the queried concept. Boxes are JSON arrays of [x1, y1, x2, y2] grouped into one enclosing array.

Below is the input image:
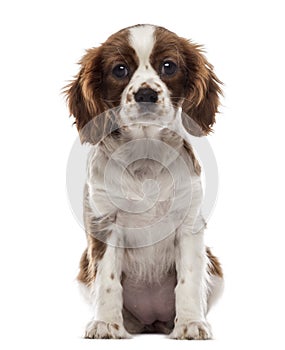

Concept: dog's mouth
[[136, 102, 159, 115], [122, 102, 171, 121]]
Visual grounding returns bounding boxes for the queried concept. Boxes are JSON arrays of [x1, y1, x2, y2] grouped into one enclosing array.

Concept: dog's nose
[[134, 88, 158, 103]]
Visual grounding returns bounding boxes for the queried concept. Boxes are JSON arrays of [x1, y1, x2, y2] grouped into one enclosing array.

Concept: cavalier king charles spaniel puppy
[[65, 24, 223, 340]]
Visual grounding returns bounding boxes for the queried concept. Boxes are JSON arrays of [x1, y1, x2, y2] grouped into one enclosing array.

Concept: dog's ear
[[65, 67, 93, 138], [65, 48, 117, 144], [181, 40, 222, 135]]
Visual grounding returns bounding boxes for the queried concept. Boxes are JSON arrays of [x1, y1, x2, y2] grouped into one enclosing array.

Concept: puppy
[[65, 24, 223, 339]]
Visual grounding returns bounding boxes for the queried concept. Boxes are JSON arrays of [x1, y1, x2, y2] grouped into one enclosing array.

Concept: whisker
[[170, 96, 193, 102], [100, 97, 121, 104]]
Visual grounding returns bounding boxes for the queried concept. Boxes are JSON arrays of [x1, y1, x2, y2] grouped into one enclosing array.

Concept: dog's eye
[[161, 61, 177, 76], [112, 64, 129, 79]]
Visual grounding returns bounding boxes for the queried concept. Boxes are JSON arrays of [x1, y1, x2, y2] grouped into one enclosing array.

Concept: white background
[[1, 0, 285, 349]]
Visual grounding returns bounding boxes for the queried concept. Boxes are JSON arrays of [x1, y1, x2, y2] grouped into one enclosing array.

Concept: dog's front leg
[[170, 228, 212, 340], [85, 245, 131, 339]]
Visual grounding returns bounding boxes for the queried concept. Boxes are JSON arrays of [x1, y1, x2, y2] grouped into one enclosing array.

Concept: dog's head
[[65, 24, 222, 143]]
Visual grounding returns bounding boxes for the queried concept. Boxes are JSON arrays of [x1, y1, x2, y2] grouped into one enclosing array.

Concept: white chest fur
[[86, 124, 203, 250]]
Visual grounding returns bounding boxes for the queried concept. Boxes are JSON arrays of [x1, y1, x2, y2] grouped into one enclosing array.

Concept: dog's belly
[[122, 273, 176, 325]]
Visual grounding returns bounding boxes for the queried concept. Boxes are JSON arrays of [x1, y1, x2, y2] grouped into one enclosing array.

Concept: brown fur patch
[[141, 82, 150, 88], [183, 140, 201, 175], [77, 249, 90, 284], [77, 235, 107, 286], [112, 323, 120, 331], [77, 187, 115, 286], [206, 247, 223, 278]]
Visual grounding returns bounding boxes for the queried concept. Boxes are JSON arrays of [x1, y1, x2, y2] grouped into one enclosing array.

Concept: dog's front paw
[[85, 320, 131, 339], [169, 321, 212, 340]]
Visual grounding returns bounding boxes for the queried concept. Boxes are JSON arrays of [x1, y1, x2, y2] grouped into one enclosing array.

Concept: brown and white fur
[[65, 24, 223, 340]]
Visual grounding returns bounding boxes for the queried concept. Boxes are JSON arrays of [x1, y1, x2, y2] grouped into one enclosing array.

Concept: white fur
[[85, 244, 131, 338], [170, 226, 211, 338], [129, 25, 155, 66], [122, 234, 176, 282], [92, 245, 123, 322]]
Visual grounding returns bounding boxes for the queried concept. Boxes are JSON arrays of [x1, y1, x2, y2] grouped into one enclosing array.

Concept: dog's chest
[[88, 126, 197, 220]]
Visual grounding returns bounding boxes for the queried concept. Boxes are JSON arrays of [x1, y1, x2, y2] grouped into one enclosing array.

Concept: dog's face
[[66, 24, 222, 143]]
